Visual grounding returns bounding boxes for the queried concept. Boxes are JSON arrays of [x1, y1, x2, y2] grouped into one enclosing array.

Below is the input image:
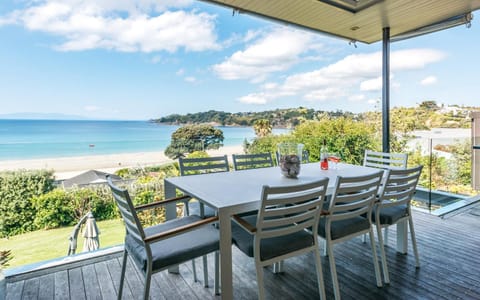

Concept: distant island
[[151, 102, 479, 130]]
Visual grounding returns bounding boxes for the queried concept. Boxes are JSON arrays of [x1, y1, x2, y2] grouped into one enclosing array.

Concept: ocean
[[0, 120, 286, 161]]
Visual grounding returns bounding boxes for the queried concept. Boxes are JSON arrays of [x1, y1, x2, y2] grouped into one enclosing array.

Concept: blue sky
[[0, 1, 479, 120]]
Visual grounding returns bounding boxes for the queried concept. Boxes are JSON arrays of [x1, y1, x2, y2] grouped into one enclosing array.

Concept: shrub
[[70, 186, 117, 221], [32, 189, 75, 229], [0, 170, 55, 237]]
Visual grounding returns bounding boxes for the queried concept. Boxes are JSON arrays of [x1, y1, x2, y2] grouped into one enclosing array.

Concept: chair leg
[[327, 242, 340, 300], [376, 224, 390, 284], [314, 247, 326, 300], [192, 259, 198, 282], [118, 249, 128, 300], [362, 233, 367, 243], [368, 229, 383, 288], [144, 266, 152, 300], [409, 216, 420, 268], [214, 251, 220, 295], [255, 260, 266, 300], [203, 255, 209, 287]]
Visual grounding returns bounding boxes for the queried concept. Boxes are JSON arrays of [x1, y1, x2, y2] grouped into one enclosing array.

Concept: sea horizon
[[0, 119, 287, 161]]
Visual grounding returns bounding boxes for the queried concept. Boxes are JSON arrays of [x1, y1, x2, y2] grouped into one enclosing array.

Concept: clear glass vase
[[277, 142, 304, 178]]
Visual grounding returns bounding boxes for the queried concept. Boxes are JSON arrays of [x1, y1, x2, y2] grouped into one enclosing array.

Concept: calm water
[[0, 120, 286, 161]]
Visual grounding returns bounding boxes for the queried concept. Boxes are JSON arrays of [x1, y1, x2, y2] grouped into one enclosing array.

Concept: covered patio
[[5, 205, 480, 299], [4, 1, 480, 299]]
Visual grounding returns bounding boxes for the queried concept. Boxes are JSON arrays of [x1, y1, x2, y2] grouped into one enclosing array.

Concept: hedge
[[0, 170, 55, 237]]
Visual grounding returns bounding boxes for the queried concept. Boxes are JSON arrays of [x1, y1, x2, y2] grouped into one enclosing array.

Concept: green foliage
[[245, 117, 377, 166], [0, 249, 12, 269], [246, 134, 292, 160], [253, 119, 272, 137], [69, 186, 117, 221], [153, 107, 329, 128], [293, 118, 377, 165], [32, 189, 75, 229], [0, 170, 55, 237], [164, 124, 224, 159], [115, 162, 180, 179]]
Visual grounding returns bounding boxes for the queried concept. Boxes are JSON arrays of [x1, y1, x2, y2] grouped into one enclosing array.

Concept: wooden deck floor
[[6, 207, 480, 300]]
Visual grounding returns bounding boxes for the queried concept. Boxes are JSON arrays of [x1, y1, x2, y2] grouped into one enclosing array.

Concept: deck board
[[5, 209, 480, 300], [37, 273, 54, 300]]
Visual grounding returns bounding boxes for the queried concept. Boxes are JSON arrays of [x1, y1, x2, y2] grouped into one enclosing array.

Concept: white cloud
[[238, 93, 268, 105], [367, 98, 379, 105], [213, 27, 322, 82], [176, 69, 185, 76], [349, 94, 366, 102], [184, 76, 196, 83], [420, 75, 438, 86], [84, 105, 100, 111], [0, 0, 219, 53], [360, 77, 382, 91], [236, 48, 446, 105]]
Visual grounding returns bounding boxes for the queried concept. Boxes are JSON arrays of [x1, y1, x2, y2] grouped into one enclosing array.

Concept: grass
[[0, 219, 125, 268]]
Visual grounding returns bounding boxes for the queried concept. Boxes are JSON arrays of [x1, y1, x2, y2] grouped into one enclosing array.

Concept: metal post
[[382, 27, 390, 153], [429, 138, 433, 211]]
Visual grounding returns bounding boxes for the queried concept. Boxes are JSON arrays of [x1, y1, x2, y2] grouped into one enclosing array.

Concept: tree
[[253, 119, 272, 138], [164, 124, 224, 159]]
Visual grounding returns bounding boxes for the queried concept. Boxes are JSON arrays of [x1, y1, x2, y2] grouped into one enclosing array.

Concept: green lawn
[[0, 219, 126, 268]]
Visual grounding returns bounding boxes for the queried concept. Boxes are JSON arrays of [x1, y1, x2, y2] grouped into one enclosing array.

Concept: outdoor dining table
[[164, 162, 409, 299]]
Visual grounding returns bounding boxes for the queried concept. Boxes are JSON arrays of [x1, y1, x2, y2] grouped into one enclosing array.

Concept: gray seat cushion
[[318, 216, 370, 240], [188, 201, 216, 218], [373, 204, 408, 225], [232, 215, 315, 261], [125, 215, 219, 272]]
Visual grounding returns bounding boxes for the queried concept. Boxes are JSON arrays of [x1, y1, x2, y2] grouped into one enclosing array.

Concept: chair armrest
[[135, 195, 192, 212], [144, 216, 219, 244], [232, 214, 257, 233]]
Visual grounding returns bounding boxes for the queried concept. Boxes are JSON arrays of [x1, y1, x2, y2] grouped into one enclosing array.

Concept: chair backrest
[[179, 155, 230, 176], [328, 171, 383, 222], [256, 178, 329, 242], [363, 150, 408, 170], [302, 150, 310, 163], [378, 165, 423, 207], [232, 153, 274, 170], [107, 177, 147, 249]]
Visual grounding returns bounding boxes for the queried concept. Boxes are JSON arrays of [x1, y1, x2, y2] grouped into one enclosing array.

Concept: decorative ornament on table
[[277, 142, 304, 178]]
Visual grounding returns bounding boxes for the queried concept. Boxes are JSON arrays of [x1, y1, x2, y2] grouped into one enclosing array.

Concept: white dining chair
[[232, 152, 274, 170], [374, 165, 423, 284], [318, 171, 384, 300], [231, 178, 329, 300], [364, 150, 408, 170], [107, 176, 220, 299], [178, 155, 229, 285]]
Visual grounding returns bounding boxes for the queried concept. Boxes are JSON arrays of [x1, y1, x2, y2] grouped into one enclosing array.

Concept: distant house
[[60, 170, 123, 188]]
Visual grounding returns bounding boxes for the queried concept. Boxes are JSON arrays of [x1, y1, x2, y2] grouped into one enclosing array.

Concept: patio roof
[[201, 0, 480, 44]]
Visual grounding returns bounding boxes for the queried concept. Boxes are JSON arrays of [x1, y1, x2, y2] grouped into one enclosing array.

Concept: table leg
[[396, 220, 408, 254], [165, 181, 180, 274], [219, 209, 233, 299]]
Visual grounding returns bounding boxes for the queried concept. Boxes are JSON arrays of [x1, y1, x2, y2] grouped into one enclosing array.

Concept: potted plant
[[0, 250, 12, 300]]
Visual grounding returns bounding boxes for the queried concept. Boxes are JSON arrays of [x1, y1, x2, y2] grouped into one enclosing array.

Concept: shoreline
[[0, 145, 244, 180]]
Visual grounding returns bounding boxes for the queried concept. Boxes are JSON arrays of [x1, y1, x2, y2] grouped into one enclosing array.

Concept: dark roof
[[61, 170, 122, 188]]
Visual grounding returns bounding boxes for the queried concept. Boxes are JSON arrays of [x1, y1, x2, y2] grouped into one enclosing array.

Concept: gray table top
[[165, 163, 381, 212]]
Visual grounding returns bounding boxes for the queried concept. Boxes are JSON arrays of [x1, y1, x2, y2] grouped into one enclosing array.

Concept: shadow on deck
[[5, 206, 480, 299]]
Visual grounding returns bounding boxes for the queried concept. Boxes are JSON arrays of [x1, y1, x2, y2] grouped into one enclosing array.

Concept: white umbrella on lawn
[[82, 212, 100, 252]]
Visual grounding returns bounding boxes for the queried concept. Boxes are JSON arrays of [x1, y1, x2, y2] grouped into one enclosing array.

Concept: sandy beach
[[0, 145, 244, 180]]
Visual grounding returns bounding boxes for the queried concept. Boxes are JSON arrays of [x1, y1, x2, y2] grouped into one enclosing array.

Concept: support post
[[382, 27, 390, 153]]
